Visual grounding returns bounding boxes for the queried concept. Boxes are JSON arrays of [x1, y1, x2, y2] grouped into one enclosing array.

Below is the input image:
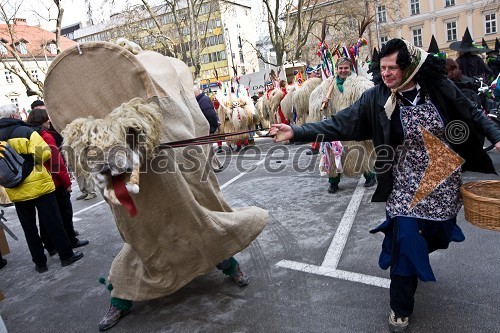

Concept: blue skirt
[[370, 213, 465, 282]]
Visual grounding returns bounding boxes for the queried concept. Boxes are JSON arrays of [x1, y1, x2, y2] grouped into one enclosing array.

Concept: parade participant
[[316, 57, 376, 193], [450, 27, 492, 82], [43, 40, 267, 331], [270, 38, 500, 332], [485, 38, 500, 82]]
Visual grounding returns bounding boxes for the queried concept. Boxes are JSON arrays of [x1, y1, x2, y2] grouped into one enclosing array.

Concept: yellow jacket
[[0, 120, 55, 202]]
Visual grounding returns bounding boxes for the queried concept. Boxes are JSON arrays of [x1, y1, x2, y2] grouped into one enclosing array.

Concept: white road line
[[73, 217, 82, 222], [73, 200, 106, 216], [276, 260, 390, 289], [322, 177, 366, 268], [219, 157, 268, 190]]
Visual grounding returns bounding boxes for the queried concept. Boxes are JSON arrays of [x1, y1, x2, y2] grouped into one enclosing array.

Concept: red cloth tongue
[[111, 174, 137, 217]]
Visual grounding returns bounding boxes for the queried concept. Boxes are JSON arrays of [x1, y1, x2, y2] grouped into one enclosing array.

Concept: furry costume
[[255, 96, 271, 129], [220, 95, 252, 147], [44, 41, 268, 301], [293, 77, 322, 124], [325, 74, 375, 178]]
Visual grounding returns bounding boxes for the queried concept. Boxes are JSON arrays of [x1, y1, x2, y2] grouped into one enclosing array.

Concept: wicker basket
[[460, 181, 500, 232]]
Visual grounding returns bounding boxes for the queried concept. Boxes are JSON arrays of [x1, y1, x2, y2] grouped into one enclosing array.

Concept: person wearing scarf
[[322, 57, 376, 194], [269, 38, 500, 332]]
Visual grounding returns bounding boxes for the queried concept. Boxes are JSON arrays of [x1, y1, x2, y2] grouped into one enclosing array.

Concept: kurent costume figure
[[309, 57, 376, 193], [270, 38, 500, 332], [44, 40, 268, 331]]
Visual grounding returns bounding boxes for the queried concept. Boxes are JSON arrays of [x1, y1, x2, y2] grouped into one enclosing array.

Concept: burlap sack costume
[[44, 41, 268, 301]]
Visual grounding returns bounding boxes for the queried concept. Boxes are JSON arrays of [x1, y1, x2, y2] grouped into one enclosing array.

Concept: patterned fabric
[[386, 96, 462, 220]]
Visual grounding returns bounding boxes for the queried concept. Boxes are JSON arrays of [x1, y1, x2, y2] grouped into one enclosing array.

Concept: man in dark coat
[[194, 86, 223, 172], [195, 87, 219, 135], [270, 38, 500, 332]]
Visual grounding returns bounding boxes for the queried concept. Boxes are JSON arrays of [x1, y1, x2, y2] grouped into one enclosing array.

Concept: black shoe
[[47, 249, 57, 256], [0, 258, 7, 269], [35, 264, 48, 273], [213, 166, 223, 173], [328, 183, 339, 193], [231, 265, 250, 287], [216, 148, 224, 154], [61, 251, 84, 267], [364, 177, 377, 188], [99, 305, 130, 331], [234, 146, 242, 152], [72, 239, 89, 248], [74, 230, 80, 236], [306, 149, 319, 155]]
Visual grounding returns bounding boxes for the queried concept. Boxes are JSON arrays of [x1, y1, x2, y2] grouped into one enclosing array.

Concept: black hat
[[482, 38, 493, 53], [372, 47, 379, 62], [449, 27, 488, 53], [490, 38, 500, 55], [427, 35, 440, 54]]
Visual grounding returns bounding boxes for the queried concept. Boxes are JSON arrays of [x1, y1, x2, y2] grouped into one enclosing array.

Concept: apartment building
[[371, 0, 499, 57], [72, 1, 259, 90], [0, 18, 75, 110]]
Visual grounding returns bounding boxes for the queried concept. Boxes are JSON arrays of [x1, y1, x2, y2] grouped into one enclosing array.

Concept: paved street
[[0, 137, 499, 333]]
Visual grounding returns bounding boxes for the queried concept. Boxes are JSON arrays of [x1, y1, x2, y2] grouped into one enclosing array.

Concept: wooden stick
[[320, 81, 335, 112]]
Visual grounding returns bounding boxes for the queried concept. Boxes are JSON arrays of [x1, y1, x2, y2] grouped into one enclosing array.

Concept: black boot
[[328, 183, 339, 193]]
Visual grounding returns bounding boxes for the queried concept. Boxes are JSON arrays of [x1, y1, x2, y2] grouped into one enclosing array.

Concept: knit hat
[[383, 39, 428, 119]]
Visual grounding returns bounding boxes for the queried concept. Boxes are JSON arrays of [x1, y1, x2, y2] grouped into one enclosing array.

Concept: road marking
[[275, 176, 391, 289], [220, 157, 268, 190], [276, 260, 390, 288], [322, 177, 366, 268], [73, 200, 106, 216]]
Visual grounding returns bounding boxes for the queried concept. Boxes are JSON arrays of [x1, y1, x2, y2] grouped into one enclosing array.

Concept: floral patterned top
[[386, 94, 462, 220]]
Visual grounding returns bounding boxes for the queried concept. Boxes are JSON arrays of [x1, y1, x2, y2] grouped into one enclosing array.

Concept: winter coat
[[38, 128, 72, 189], [0, 118, 55, 202], [196, 93, 219, 134], [292, 79, 500, 202]]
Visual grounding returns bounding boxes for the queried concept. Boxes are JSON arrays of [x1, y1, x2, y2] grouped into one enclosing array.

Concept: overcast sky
[[16, 0, 157, 30]]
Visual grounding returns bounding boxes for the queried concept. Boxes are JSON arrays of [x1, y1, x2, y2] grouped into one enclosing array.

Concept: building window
[[446, 21, 457, 41], [380, 36, 388, 46], [485, 13, 497, 34], [5, 71, 13, 83], [377, 5, 387, 23], [410, 0, 420, 15], [445, 0, 455, 6], [10, 97, 18, 107], [412, 28, 423, 47], [31, 69, 39, 82], [15, 41, 28, 54], [47, 43, 57, 54], [219, 50, 226, 60]]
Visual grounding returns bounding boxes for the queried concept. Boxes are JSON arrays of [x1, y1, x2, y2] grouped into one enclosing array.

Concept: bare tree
[[256, 0, 327, 67], [0, 0, 65, 97], [162, 0, 219, 78]]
